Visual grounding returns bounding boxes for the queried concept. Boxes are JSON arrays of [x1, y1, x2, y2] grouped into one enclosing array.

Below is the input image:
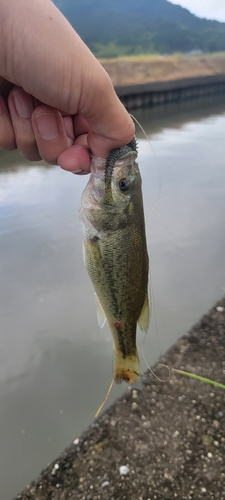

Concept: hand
[[0, 0, 134, 173]]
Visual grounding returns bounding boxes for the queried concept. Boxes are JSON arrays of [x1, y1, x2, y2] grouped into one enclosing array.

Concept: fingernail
[[72, 169, 83, 174], [35, 113, 59, 140], [13, 90, 33, 118]]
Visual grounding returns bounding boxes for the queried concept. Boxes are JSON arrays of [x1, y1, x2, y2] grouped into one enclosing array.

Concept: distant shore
[[100, 54, 225, 110], [101, 53, 225, 87], [15, 297, 225, 500]]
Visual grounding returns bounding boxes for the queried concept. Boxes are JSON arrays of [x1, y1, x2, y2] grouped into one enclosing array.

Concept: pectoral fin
[[137, 293, 149, 333], [95, 293, 107, 328]]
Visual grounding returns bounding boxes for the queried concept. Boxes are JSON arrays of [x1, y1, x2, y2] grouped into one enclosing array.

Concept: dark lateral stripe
[[117, 330, 127, 358]]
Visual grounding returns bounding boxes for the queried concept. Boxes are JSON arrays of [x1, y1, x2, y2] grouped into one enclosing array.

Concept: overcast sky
[[168, 0, 225, 22]]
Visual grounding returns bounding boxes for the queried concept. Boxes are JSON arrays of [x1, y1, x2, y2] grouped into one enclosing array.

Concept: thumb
[[82, 73, 135, 157]]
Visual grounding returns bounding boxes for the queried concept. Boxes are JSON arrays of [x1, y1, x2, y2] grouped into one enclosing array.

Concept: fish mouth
[[103, 137, 137, 205]]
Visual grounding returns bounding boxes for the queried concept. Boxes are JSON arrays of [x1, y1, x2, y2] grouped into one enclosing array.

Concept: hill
[[53, 0, 225, 57]]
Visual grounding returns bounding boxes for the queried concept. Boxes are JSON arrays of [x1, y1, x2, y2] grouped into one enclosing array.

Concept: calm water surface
[[1, 97, 225, 499]]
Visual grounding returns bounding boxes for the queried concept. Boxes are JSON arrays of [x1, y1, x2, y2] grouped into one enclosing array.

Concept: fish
[[80, 138, 149, 387]]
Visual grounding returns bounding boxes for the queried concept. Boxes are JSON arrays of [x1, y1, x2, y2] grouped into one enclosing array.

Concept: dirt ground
[[101, 54, 225, 87], [15, 297, 225, 500]]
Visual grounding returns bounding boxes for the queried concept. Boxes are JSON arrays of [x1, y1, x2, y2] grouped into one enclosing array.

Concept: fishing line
[[130, 113, 162, 210], [147, 193, 225, 224], [93, 116, 225, 405], [140, 194, 225, 381], [130, 113, 225, 384], [130, 113, 165, 374], [141, 356, 171, 383]]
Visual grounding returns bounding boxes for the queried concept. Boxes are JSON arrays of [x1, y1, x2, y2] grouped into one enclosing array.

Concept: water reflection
[[0, 97, 225, 498], [134, 94, 225, 136], [0, 150, 52, 173]]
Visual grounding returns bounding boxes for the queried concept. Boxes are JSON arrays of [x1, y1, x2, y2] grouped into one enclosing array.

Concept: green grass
[[99, 51, 225, 63], [174, 368, 225, 390]]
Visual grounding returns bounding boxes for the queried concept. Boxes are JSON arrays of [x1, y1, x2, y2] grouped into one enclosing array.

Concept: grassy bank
[[100, 52, 225, 87]]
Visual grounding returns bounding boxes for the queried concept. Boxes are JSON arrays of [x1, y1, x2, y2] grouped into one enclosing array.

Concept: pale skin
[[0, 0, 134, 173]]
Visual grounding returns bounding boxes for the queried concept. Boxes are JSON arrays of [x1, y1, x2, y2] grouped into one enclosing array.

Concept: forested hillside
[[54, 0, 225, 57]]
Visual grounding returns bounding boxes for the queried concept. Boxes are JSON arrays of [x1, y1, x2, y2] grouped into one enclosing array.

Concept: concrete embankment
[[100, 54, 225, 110], [15, 297, 225, 500], [115, 74, 225, 110]]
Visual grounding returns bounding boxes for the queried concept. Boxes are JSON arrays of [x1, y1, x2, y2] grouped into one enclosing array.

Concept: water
[[0, 96, 225, 499]]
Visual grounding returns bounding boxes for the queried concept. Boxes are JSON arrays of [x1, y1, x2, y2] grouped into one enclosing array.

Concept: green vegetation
[[54, 0, 225, 58], [99, 51, 225, 63], [92, 42, 132, 59], [174, 369, 225, 390]]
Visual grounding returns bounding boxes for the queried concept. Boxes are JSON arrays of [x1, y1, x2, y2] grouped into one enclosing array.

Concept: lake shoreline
[[15, 297, 225, 500], [101, 54, 225, 110]]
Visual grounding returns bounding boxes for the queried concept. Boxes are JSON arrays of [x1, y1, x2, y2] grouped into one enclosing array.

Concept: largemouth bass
[[80, 138, 149, 386]]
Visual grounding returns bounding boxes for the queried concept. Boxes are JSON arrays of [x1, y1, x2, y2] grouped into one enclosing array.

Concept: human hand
[[0, 0, 134, 173]]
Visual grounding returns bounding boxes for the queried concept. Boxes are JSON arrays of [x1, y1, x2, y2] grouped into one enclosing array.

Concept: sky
[[168, 0, 225, 22]]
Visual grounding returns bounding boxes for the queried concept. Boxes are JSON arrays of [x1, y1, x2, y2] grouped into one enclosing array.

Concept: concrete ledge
[[115, 74, 225, 109], [15, 297, 225, 500]]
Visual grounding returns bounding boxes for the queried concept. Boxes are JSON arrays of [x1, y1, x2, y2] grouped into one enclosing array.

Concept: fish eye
[[118, 178, 130, 193]]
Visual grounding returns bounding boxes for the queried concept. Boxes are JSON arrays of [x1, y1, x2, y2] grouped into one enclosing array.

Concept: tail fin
[[113, 349, 142, 388]]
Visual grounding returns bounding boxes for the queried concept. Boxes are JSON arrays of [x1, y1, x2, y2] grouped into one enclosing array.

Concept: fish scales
[[80, 139, 149, 386]]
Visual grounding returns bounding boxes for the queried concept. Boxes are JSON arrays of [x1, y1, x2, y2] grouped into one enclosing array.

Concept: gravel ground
[[15, 298, 225, 500]]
